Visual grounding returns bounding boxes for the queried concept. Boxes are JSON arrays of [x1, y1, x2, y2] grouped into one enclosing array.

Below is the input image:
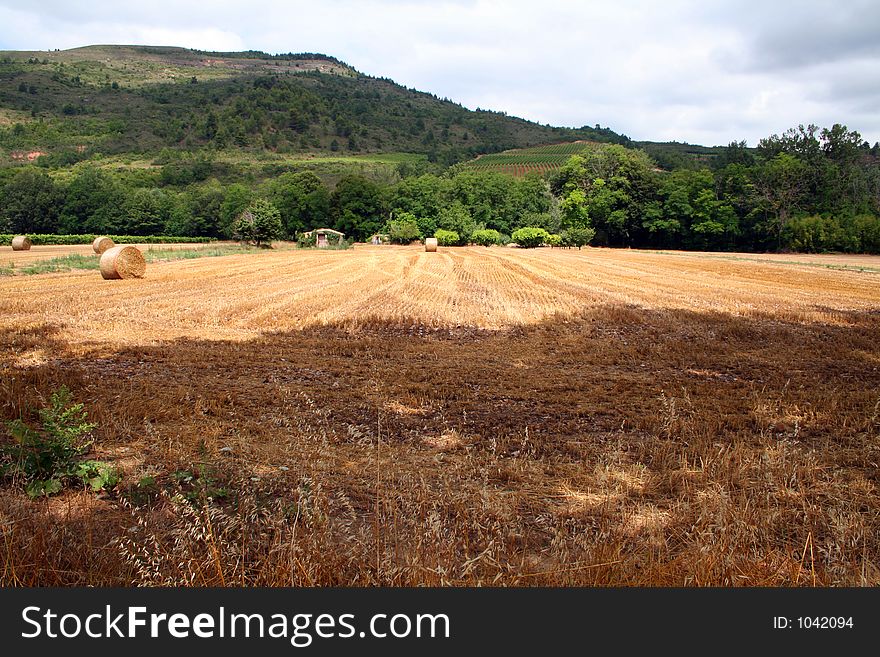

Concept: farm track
[[1, 245, 879, 586]]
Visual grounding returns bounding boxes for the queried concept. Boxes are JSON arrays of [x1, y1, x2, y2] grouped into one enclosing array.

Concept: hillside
[[0, 45, 626, 167]]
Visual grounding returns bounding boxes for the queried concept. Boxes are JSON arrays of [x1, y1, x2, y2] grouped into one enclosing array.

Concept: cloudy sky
[[0, 0, 877, 146]]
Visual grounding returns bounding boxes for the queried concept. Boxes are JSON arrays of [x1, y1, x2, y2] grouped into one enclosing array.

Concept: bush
[[471, 228, 501, 246], [434, 229, 460, 246], [545, 233, 562, 247], [561, 226, 596, 249], [511, 227, 550, 248], [1, 387, 118, 498]]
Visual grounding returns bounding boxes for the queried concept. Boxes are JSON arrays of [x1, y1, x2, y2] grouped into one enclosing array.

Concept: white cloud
[[0, 0, 877, 145]]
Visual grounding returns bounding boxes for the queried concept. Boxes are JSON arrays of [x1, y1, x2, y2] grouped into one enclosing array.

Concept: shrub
[[297, 232, 317, 248], [0, 387, 118, 498], [561, 226, 596, 249], [471, 228, 501, 246], [434, 229, 460, 246], [511, 227, 550, 248], [545, 233, 562, 247]]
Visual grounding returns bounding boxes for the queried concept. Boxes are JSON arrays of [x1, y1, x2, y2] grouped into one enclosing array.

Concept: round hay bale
[[425, 237, 438, 252], [11, 236, 31, 251], [92, 236, 115, 254], [100, 245, 146, 280]]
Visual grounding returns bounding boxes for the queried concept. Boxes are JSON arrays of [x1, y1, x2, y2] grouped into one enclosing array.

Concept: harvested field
[[1, 245, 878, 586]]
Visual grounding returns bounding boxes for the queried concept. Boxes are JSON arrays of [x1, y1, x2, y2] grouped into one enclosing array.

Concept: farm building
[[302, 228, 345, 248]]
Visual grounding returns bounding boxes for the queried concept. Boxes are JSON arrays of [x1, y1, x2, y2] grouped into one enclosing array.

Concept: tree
[[58, 167, 125, 234], [220, 184, 253, 237], [755, 153, 807, 249], [0, 169, 62, 233], [269, 171, 331, 236], [561, 226, 595, 249], [558, 188, 590, 229], [232, 199, 283, 246], [386, 214, 421, 243], [436, 201, 475, 243], [123, 188, 170, 236], [331, 175, 388, 241]]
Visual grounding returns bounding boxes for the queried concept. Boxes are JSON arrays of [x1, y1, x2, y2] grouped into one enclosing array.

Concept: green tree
[[269, 171, 331, 236], [561, 226, 595, 249], [755, 153, 807, 249], [386, 213, 421, 243], [0, 168, 62, 233], [232, 199, 283, 246], [220, 184, 254, 238], [436, 201, 476, 243], [331, 175, 388, 241]]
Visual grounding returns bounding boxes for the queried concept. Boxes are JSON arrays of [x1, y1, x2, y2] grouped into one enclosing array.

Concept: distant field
[[1, 241, 234, 266], [461, 140, 595, 176], [1, 246, 878, 586]]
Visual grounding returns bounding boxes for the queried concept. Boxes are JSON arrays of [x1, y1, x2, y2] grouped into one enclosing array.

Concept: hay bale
[[92, 236, 115, 254], [425, 237, 438, 252], [11, 236, 31, 251], [100, 245, 146, 280]]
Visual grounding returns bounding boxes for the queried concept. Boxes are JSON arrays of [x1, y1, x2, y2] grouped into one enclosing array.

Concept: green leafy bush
[[0, 387, 118, 498], [561, 226, 596, 249], [545, 233, 562, 247], [511, 227, 550, 248], [434, 229, 460, 246], [471, 228, 501, 246]]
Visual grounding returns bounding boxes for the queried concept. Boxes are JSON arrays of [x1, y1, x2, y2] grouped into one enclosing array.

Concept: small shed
[[302, 228, 345, 248]]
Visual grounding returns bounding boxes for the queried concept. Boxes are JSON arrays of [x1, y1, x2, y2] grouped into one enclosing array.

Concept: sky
[[0, 0, 877, 146]]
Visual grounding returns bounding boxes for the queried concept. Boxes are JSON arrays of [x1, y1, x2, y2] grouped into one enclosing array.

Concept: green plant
[[231, 198, 284, 247], [0, 387, 117, 498], [470, 228, 501, 246], [434, 229, 460, 246], [545, 233, 562, 247], [511, 226, 550, 248], [386, 217, 422, 244], [561, 226, 595, 249]]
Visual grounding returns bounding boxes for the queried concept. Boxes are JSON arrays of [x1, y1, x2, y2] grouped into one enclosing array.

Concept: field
[[1, 242, 232, 267], [461, 141, 595, 176], [1, 245, 879, 586]]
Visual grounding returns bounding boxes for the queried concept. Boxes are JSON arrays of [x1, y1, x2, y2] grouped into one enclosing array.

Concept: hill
[[0, 45, 627, 168]]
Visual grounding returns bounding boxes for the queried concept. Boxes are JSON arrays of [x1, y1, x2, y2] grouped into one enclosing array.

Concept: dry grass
[[0, 245, 878, 586]]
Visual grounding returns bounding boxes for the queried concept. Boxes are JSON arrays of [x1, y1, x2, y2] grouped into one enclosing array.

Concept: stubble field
[[1, 245, 878, 586]]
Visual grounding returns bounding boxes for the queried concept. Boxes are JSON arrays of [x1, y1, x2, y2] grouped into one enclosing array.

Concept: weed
[[0, 387, 117, 498]]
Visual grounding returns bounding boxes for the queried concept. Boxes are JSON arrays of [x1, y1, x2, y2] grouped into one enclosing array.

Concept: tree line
[[1, 123, 878, 253]]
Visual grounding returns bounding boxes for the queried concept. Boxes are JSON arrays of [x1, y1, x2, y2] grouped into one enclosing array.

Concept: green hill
[[0, 45, 627, 169]]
